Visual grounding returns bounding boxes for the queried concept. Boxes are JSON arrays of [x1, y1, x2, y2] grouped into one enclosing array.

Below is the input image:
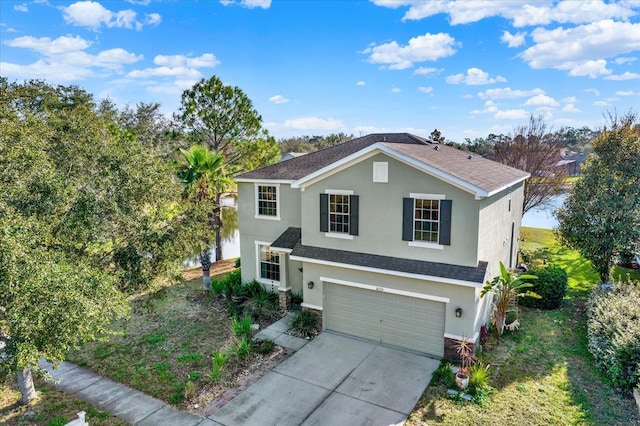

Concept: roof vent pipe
[[382, 136, 387, 142], [468, 155, 473, 159], [434, 145, 439, 150]]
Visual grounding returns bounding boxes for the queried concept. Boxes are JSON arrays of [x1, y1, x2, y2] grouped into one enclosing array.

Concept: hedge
[[519, 267, 568, 310], [587, 281, 640, 390]]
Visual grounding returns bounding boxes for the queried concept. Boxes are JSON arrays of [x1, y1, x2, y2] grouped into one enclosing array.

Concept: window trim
[[254, 183, 280, 220], [321, 190, 358, 238], [403, 194, 450, 249], [255, 241, 281, 286]]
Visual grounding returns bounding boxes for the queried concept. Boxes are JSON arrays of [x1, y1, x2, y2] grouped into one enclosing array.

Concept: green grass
[[407, 227, 640, 425], [1, 381, 127, 426]]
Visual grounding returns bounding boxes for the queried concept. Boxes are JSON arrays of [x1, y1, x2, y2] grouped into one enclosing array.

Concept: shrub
[[290, 310, 318, 338], [210, 352, 227, 382], [430, 360, 456, 388], [468, 362, 491, 389], [587, 281, 640, 390], [253, 339, 275, 354], [212, 268, 242, 297], [519, 267, 568, 309], [229, 338, 252, 359], [232, 316, 252, 339]]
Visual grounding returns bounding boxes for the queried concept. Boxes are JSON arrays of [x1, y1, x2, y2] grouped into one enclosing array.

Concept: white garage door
[[324, 283, 445, 357]]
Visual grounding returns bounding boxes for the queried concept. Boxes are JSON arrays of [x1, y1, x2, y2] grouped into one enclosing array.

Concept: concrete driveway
[[208, 332, 439, 426]]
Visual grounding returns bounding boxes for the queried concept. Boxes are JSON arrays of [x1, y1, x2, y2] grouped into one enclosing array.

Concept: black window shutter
[[439, 199, 452, 245], [320, 193, 329, 232], [349, 195, 359, 236], [402, 197, 414, 241]]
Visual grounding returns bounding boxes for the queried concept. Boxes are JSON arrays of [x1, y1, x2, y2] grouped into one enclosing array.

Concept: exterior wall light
[[455, 307, 463, 318], [307, 281, 314, 289]]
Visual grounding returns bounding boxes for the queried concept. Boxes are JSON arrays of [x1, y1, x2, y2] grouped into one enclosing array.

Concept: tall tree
[[178, 145, 233, 290], [556, 112, 640, 283], [0, 79, 195, 402], [491, 116, 567, 214], [177, 75, 279, 260]]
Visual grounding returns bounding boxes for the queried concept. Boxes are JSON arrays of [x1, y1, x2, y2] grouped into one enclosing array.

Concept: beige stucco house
[[236, 133, 530, 359]]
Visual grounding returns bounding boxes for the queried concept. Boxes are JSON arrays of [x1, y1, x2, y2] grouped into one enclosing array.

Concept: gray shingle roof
[[238, 133, 428, 181], [274, 227, 488, 284], [271, 227, 301, 251], [238, 133, 528, 193]]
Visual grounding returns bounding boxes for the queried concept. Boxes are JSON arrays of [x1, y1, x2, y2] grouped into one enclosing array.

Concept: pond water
[[183, 196, 241, 267], [521, 194, 566, 230]]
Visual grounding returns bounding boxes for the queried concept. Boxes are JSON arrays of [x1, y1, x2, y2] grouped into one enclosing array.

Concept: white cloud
[[418, 86, 433, 95], [605, 71, 640, 80], [494, 109, 530, 120], [562, 96, 577, 103], [413, 66, 442, 76], [153, 53, 219, 68], [585, 88, 601, 96], [363, 32, 459, 70], [391, 87, 401, 93], [524, 94, 559, 107], [14, 4, 28, 12], [371, 0, 636, 27], [519, 20, 640, 77], [562, 104, 580, 112], [1, 35, 141, 82], [593, 101, 610, 106], [220, 0, 271, 9], [283, 117, 345, 130], [478, 87, 544, 99], [269, 94, 289, 104], [615, 90, 639, 96], [501, 31, 526, 48], [614, 56, 637, 64], [62, 1, 161, 31], [356, 81, 366, 86], [470, 100, 499, 115], [446, 68, 507, 85]]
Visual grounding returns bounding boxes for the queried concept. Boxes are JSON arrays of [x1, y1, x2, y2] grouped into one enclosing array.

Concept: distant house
[[279, 152, 307, 162], [236, 133, 529, 359]]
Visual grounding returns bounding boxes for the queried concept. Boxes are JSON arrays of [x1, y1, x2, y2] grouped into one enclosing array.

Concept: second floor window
[[257, 185, 278, 217], [329, 194, 350, 233], [414, 199, 439, 242], [320, 192, 359, 236]]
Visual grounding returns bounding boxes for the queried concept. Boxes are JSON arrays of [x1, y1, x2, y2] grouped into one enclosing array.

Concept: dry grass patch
[[1, 381, 126, 426]]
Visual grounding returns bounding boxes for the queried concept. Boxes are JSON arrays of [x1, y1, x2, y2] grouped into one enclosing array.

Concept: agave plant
[[481, 261, 539, 337]]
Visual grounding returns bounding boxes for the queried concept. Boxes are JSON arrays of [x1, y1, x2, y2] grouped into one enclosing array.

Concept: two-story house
[[236, 133, 529, 359]]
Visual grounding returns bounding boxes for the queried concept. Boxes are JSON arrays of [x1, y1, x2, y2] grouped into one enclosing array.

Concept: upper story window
[[255, 184, 279, 220], [329, 194, 350, 233], [414, 199, 440, 243], [258, 244, 280, 284], [403, 194, 452, 248], [319, 191, 359, 238]]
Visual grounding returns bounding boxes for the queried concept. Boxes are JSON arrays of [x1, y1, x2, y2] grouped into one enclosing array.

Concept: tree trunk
[[199, 244, 212, 291], [17, 368, 37, 405], [214, 192, 223, 262]]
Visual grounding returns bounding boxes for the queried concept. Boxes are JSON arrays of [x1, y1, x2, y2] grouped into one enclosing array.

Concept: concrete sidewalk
[[39, 313, 308, 425], [38, 359, 216, 426]]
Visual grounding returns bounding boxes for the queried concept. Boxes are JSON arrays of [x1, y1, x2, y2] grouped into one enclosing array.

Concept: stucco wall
[[477, 181, 525, 279], [301, 262, 479, 339], [237, 182, 301, 289], [299, 153, 481, 267]]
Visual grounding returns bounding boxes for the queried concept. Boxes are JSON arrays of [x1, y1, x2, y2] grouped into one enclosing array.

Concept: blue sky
[[1, 0, 639, 142]]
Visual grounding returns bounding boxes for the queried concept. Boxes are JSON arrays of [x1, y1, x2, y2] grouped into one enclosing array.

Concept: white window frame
[[324, 189, 354, 240], [408, 193, 445, 250], [255, 183, 280, 220], [255, 242, 281, 286]]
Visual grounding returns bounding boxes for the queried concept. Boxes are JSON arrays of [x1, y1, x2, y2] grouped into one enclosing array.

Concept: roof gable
[[237, 133, 530, 197]]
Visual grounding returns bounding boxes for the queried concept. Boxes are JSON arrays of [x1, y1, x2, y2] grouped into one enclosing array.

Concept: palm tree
[[480, 262, 539, 337], [178, 145, 233, 290]]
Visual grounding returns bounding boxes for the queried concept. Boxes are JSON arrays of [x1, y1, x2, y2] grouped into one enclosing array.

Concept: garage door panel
[[324, 283, 445, 357]]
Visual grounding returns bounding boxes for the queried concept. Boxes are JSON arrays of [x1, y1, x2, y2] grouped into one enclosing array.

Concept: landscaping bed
[[407, 227, 640, 425]]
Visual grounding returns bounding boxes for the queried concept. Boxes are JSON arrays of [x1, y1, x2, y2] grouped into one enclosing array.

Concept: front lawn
[[407, 227, 640, 425], [67, 260, 286, 411]]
